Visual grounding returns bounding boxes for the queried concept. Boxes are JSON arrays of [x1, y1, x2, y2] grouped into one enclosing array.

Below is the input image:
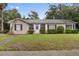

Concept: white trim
[[45, 24, 48, 33], [34, 24, 40, 34], [73, 24, 76, 30], [72, 24, 74, 30]]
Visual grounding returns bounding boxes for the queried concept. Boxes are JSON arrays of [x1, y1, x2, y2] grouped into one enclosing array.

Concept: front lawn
[[0, 34, 79, 51]]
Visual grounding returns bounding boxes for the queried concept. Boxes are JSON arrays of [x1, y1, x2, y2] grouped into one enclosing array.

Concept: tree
[[27, 11, 39, 19], [45, 3, 79, 29], [45, 4, 57, 19], [3, 9, 21, 22], [45, 4, 79, 20], [0, 3, 7, 32], [22, 16, 26, 19], [3, 9, 21, 32], [45, 4, 69, 19]]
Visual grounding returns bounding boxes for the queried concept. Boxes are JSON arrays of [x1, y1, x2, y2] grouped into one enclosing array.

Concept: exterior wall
[[72, 24, 76, 30], [10, 22, 13, 33], [11, 20, 29, 34], [73, 24, 76, 30], [45, 24, 48, 33]]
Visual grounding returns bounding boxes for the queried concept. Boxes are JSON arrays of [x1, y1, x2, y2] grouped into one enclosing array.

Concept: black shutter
[[15, 24, 16, 30], [21, 24, 22, 31]]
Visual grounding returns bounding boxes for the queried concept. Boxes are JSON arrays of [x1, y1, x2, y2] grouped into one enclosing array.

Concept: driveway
[[0, 50, 79, 56]]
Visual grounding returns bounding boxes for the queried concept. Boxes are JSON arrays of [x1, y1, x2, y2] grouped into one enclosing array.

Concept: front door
[[34, 24, 40, 34]]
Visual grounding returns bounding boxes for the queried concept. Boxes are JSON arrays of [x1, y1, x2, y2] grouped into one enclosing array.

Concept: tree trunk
[[1, 9, 4, 32]]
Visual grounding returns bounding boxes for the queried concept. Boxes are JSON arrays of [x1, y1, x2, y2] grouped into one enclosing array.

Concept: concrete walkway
[[0, 34, 6, 37], [0, 35, 16, 46], [0, 50, 79, 56]]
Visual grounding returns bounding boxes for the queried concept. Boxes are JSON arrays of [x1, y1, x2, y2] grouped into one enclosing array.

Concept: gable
[[14, 19, 25, 24], [13, 18, 29, 25]]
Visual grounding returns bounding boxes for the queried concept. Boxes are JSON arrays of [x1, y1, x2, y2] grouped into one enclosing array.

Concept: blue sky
[[6, 3, 50, 19]]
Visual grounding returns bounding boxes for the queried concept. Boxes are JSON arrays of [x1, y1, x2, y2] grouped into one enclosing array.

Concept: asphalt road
[[0, 50, 79, 56]]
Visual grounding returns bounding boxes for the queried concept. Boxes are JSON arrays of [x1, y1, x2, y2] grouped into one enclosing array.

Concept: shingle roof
[[8, 18, 77, 24], [21, 19, 77, 24]]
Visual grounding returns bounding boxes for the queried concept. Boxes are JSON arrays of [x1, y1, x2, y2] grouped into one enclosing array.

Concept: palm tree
[[0, 3, 7, 32]]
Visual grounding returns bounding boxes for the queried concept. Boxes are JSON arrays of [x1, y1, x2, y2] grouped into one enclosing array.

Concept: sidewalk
[[0, 50, 79, 56]]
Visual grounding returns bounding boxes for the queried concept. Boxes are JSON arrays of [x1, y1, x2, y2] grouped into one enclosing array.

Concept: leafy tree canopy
[[45, 4, 79, 22], [27, 11, 39, 19], [3, 9, 21, 22]]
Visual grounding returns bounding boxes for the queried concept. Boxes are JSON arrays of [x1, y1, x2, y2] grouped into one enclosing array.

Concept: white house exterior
[[8, 18, 77, 34]]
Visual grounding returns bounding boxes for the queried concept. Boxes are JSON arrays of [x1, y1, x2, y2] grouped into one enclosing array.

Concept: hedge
[[66, 29, 78, 34], [48, 29, 56, 34], [28, 30, 34, 34], [40, 29, 45, 34], [56, 26, 64, 33]]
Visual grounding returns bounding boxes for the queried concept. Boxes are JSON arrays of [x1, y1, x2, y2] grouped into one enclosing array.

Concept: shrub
[[48, 29, 56, 34], [72, 30, 78, 34], [66, 29, 78, 34], [40, 29, 45, 34], [65, 29, 72, 34], [28, 30, 34, 34], [56, 26, 64, 33]]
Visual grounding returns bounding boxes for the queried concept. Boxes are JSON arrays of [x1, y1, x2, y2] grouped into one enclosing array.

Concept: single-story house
[[8, 18, 77, 34]]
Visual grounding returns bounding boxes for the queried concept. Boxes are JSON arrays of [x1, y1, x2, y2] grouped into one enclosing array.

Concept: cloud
[[10, 6, 20, 9], [15, 6, 20, 9]]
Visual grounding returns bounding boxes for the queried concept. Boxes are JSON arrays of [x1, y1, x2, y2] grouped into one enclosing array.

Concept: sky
[[6, 3, 50, 19]]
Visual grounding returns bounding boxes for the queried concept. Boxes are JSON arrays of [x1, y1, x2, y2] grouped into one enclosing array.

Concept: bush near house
[[40, 29, 45, 34], [28, 30, 34, 34], [72, 30, 78, 34], [56, 26, 64, 33], [66, 29, 78, 34], [48, 29, 56, 34], [65, 30, 72, 34]]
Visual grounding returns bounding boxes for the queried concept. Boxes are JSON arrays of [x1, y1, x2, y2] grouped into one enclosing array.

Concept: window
[[15, 24, 22, 31], [36, 25, 39, 29], [41, 24, 45, 29], [48, 24, 55, 29], [48, 24, 56, 30], [29, 24, 33, 30], [66, 25, 72, 29]]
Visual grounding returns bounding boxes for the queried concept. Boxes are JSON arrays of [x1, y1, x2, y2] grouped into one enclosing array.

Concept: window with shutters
[[15, 24, 22, 31]]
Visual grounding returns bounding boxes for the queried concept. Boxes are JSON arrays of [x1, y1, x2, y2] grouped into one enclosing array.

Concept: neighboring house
[[8, 18, 77, 34]]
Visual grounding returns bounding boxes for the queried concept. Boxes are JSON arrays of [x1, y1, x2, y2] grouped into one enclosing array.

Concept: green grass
[[0, 34, 79, 51]]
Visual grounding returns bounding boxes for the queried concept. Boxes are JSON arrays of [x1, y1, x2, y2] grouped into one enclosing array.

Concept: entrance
[[34, 24, 40, 34]]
